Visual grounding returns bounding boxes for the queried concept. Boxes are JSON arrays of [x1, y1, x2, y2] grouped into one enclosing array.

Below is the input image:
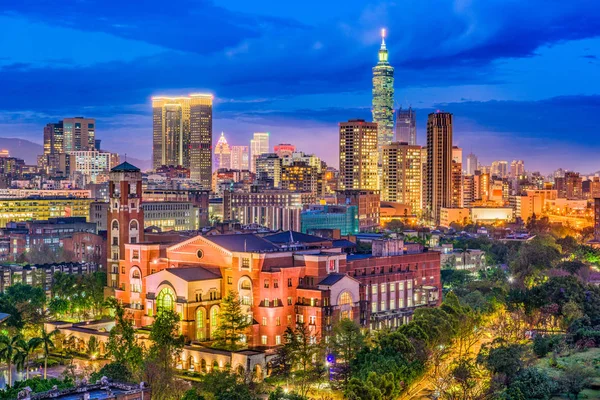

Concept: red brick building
[[106, 163, 441, 348]]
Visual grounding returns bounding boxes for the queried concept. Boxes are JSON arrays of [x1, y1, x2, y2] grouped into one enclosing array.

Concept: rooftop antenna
[[290, 230, 294, 243]]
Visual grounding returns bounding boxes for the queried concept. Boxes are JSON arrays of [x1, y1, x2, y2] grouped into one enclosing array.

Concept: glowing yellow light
[[381, 28, 386, 38]]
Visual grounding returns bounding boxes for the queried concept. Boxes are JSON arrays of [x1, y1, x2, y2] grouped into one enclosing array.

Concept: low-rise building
[[0, 262, 98, 296], [336, 189, 380, 231], [141, 201, 199, 231], [301, 204, 359, 236]]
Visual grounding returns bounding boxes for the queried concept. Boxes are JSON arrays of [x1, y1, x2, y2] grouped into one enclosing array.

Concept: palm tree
[[40, 327, 58, 379], [0, 334, 22, 386], [16, 337, 42, 380]]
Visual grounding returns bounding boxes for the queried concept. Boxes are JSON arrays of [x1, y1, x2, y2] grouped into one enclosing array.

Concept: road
[[400, 331, 493, 400]]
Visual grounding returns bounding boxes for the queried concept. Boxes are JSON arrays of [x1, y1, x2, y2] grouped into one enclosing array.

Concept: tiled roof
[[166, 267, 222, 281], [332, 239, 357, 248], [111, 161, 140, 172], [204, 233, 280, 252]]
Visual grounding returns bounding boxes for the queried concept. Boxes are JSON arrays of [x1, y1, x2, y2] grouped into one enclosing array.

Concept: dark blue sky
[[1, 0, 599, 172]]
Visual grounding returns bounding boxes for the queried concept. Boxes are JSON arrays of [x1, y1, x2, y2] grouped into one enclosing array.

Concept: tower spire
[[381, 28, 386, 48]]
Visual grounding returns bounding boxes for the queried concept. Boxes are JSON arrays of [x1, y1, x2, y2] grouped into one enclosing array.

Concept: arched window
[[112, 220, 119, 230], [210, 306, 219, 328], [339, 291, 353, 306], [130, 220, 138, 230], [157, 287, 175, 312], [196, 308, 205, 340], [132, 269, 141, 279]]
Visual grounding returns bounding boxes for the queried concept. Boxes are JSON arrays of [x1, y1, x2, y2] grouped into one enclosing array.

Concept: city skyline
[[0, 1, 599, 173]]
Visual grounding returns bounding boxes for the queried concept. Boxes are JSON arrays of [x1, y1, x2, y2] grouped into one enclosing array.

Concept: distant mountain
[[0, 137, 43, 164], [0, 137, 151, 170]]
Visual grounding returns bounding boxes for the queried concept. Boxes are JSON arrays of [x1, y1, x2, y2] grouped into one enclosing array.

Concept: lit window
[[339, 291, 352, 305], [261, 335, 268, 345], [156, 287, 175, 312], [210, 306, 219, 327], [262, 317, 267, 326]]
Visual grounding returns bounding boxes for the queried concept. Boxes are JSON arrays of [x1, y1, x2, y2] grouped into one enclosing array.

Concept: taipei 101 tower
[[372, 29, 395, 154]]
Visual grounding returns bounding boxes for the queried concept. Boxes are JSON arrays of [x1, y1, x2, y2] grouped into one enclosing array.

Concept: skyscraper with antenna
[[372, 28, 395, 154]]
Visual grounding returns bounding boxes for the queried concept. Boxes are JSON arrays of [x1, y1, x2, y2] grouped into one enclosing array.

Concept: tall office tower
[[250, 132, 270, 173], [451, 146, 463, 207], [62, 117, 96, 153], [43, 122, 64, 155], [466, 153, 478, 175], [382, 142, 422, 213], [152, 94, 213, 187], [230, 146, 249, 170], [425, 112, 453, 225], [510, 160, 525, 178], [463, 174, 475, 207], [339, 120, 378, 191], [491, 160, 508, 178], [255, 153, 282, 188], [189, 94, 213, 187], [274, 143, 296, 159], [372, 29, 395, 152], [396, 107, 416, 145], [214, 132, 231, 170], [564, 171, 583, 199], [474, 172, 490, 201]]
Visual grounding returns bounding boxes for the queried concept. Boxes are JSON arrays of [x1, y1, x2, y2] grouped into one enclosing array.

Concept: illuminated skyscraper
[[339, 119, 378, 191], [451, 146, 463, 208], [230, 146, 249, 170], [250, 132, 270, 173], [152, 94, 213, 187], [382, 142, 422, 213], [426, 112, 453, 225], [214, 132, 231, 170], [372, 29, 395, 152], [466, 153, 478, 175], [397, 107, 416, 145], [63, 117, 96, 153]]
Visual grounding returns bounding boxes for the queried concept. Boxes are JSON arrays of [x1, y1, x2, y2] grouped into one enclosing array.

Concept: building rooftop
[[264, 231, 326, 245], [111, 161, 140, 172], [166, 266, 222, 281], [204, 233, 280, 253], [346, 253, 373, 261], [318, 273, 346, 286]]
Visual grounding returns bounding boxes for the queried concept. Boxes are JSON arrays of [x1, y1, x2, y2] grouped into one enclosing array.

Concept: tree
[[559, 362, 594, 400], [330, 319, 365, 382], [143, 309, 185, 400], [344, 377, 382, 400], [40, 327, 58, 379], [451, 358, 478, 400], [148, 308, 184, 369], [0, 283, 47, 329], [0, 333, 22, 385], [90, 362, 133, 383], [105, 297, 144, 375], [212, 291, 251, 351], [477, 339, 524, 384], [285, 323, 321, 398], [15, 337, 42, 380], [507, 367, 556, 400]]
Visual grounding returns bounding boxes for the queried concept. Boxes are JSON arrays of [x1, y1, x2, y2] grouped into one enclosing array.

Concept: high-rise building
[[255, 153, 282, 188], [463, 175, 475, 207], [451, 146, 463, 208], [152, 94, 213, 187], [62, 117, 96, 153], [466, 153, 478, 175], [250, 132, 270, 173], [491, 160, 508, 178], [426, 112, 453, 225], [381, 142, 422, 214], [339, 119, 378, 191], [372, 29, 395, 152], [281, 161, 322, 195], [64, 150, 120, 184], [43, 122, 64, 155], [274, 143, 296, 159], [510, 160, 525, 178], [230, 146, 249, 171], [214, 132, 231, 170], [396, 107, 416, 145]]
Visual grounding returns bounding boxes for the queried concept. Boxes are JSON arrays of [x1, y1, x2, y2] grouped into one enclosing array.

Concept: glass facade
[[300, 205, 359, 235]]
